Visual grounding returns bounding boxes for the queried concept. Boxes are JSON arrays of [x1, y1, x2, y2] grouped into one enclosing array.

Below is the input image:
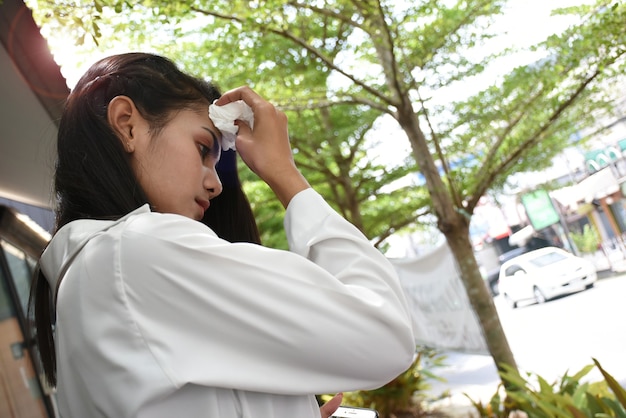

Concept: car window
[[528, 251, 568, 268], [504, 265, 524, 277]]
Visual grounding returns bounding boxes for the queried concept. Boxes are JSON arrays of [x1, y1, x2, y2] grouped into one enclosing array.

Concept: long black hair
[[29, 53, 259, 387], [203, 149, 261, 243]]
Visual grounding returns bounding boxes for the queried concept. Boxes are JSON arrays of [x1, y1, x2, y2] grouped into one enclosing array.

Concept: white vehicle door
[[502, 263, 533, 300]]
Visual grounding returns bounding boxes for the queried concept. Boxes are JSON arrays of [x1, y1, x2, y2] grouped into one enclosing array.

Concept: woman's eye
[[198, 143, 212, 160]]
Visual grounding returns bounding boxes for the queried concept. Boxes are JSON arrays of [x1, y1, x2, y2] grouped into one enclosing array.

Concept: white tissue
[[208, 100, 254, 151]]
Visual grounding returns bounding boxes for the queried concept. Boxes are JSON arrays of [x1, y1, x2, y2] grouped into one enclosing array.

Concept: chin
[[194, 208, 206, 221]]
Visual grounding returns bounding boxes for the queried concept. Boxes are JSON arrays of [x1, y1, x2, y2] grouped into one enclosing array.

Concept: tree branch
[[287, 1, 365, 30], [372, 0, 406, 103], [471, 78, 554, 199], [373, 207, 430, 247], [422, 0, 498, 67], [191, 6, 393, 105], [416, 87, 463, 207], [469, 65, 613, 210], [277, 97, 391, 114]]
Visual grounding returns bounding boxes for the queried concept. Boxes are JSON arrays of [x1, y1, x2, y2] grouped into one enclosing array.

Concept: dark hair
[[202, 150, 261, 244], [55, 53, 223, 226], [29, 53, 259, 387]]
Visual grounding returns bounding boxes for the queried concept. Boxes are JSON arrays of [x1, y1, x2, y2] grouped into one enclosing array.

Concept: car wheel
[[585, 282, 595, 290], [533, 287, 547, 304], [503, 293, 517, 309]]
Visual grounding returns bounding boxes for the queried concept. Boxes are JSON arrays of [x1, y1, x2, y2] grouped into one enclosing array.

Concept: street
[[424, 273, 626, 410]]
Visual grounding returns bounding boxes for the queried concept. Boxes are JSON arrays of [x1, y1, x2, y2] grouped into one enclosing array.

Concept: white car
[[498, 247, 597, 308]]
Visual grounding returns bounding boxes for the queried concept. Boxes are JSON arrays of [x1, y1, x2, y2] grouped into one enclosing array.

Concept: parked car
[[498, 247, 597, 308], [485, 247, 528, 296]]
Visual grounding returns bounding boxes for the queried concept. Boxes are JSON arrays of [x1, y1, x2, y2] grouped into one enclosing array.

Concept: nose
[[204, 166, 223, 199]]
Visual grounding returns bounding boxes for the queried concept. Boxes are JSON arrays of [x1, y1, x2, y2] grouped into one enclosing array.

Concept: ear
[[107, 96, 139, 153]]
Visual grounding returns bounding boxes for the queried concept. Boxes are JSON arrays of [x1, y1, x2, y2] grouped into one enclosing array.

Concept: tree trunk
[[396, 102, 518, 376], [356, 0, 518, 376], [443, 218, 518, 373]]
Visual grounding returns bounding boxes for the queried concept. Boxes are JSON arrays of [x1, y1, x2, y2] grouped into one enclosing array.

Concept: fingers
[[217, 86, 288, 173], [215, 85, 253, 105], [216, 86, 310, 207], [216, 86, 268, 112], [319, 393, 343, 418]]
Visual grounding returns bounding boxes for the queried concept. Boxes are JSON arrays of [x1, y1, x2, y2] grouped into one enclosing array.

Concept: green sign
[[520, 190, 560, 230]]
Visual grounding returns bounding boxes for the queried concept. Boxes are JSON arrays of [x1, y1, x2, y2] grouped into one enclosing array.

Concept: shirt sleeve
[[119, 188, 416, 395]]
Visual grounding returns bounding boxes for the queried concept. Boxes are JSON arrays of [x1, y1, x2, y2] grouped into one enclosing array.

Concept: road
[[424, 273, 626, 410]]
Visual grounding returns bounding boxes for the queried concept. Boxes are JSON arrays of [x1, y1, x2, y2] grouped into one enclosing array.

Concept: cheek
[[133, 149, 173, 195], [138, 144, 205, 197], [167, 151, 206, 188]]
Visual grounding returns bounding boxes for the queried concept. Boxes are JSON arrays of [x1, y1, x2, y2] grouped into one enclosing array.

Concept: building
[[0, 0, 69, 415]]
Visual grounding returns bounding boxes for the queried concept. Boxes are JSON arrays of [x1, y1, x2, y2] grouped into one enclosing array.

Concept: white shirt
[[40, 189, 416, 418]]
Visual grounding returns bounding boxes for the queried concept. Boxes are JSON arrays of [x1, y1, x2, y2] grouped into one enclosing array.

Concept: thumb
[[233, 120, 253, 151], [320, 393, 343, 418], [234, 119, 252, 138]]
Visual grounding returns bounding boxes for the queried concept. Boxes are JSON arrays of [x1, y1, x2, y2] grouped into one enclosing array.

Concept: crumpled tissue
[[208, 100, 254, 151]]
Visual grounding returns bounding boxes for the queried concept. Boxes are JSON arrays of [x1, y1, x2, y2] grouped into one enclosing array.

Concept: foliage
[[320, 348, 448, 418], [570, 224, 601, 255], [468, 359, 626, 418], [447, 0, 626, 199]]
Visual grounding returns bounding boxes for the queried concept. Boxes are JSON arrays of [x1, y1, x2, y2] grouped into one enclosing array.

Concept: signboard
[[520, 189, 560, 231]]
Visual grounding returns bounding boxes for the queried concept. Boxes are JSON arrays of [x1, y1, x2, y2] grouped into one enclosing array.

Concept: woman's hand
[[320, 393, 343, 418], [215, 86, 309, 208]]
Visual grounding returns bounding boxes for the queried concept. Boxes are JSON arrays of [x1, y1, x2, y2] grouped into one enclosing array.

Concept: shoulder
[[112, 211, 222, 254], [125, 211, 217, 236]]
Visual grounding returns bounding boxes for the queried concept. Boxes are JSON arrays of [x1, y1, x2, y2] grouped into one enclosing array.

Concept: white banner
[[389, 244, 489, 354]]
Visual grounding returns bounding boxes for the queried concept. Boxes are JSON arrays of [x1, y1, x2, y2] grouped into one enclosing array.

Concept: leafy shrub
[[570, 224, 600, 255], [469, 358, 626, 417]]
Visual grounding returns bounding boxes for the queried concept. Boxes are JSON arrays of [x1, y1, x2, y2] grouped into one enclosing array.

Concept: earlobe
[[107, 96, 137, 153]]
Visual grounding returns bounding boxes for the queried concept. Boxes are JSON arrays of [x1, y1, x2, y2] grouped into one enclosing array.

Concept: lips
[[196, 199, 210, 212]]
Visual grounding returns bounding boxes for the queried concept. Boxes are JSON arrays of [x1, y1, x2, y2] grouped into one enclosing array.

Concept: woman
[[30, 52, 415, 418]]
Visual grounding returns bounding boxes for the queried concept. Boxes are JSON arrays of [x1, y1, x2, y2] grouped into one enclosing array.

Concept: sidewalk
[[423, 352, 497, 417], [582, 247, 626, 273]]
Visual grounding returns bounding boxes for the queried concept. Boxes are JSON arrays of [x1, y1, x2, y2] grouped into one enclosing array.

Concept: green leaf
[[585, 392, 610, 416], [602, 398, 626, 418], [566, 404, 590, 418], [570, 364, 595, 386], [594, 358, 626, 409]]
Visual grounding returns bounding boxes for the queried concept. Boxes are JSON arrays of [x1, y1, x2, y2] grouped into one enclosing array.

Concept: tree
[[31, 0, 626, 382]]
